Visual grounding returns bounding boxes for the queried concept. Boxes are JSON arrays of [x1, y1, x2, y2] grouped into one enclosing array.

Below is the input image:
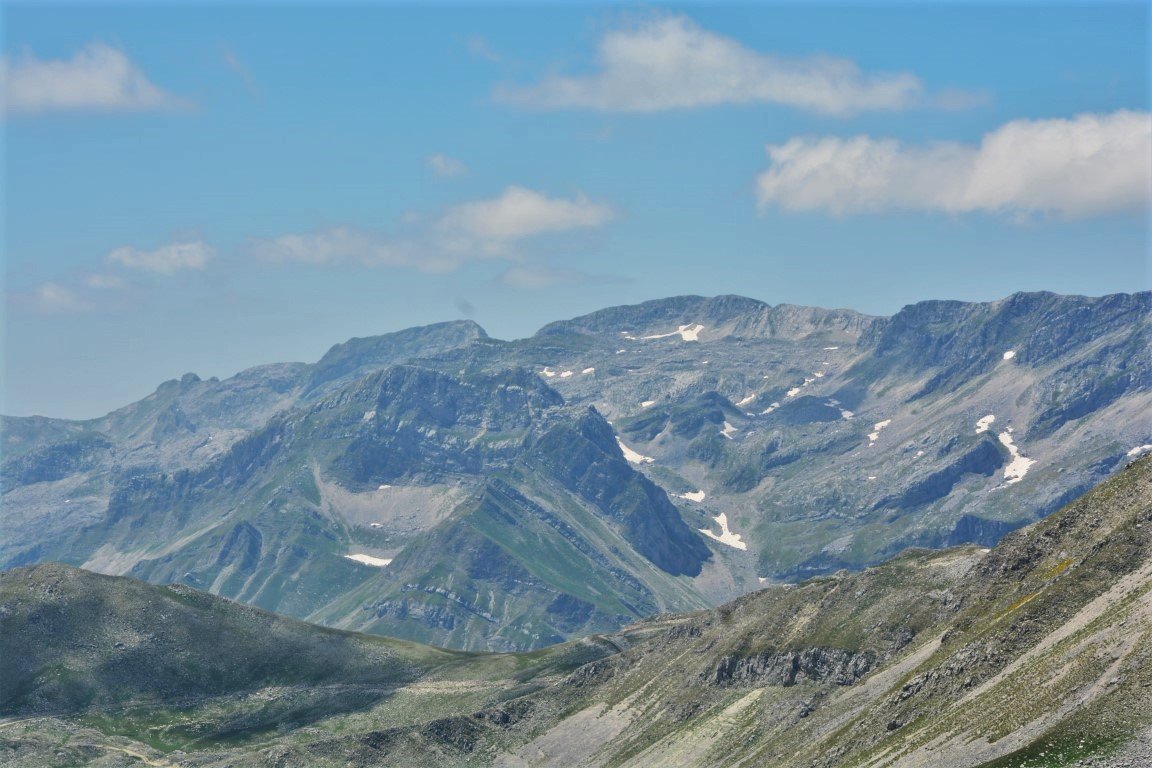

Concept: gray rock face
[[707, 647, 878, 687], [2, 290, 1149, 652]]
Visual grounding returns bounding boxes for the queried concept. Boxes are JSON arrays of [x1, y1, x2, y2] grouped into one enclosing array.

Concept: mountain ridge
[[2, 289, 1148, 651]]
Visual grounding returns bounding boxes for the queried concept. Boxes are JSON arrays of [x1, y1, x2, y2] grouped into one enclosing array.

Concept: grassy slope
[[2, 456, 1149, 767]]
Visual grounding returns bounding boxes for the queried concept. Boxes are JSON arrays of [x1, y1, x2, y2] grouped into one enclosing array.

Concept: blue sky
[[3, 2, 1150, 418]]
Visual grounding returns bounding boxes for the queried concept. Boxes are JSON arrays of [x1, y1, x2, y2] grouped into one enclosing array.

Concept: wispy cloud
[[498, 265, 628, 289], [427, 153, 468, 178], [250, 226, 441, 270], [107, 240, 215, 273], [83, 273, 127, 290], [495, 15, 961, 116], [12, 282, 91, 314], [221, 45, 262, 101], [252, 186, 616, 271], [1, 43, 189, 116], [756, 110, 1152, 219], [10, 239, 214, 314], [467, 36, 503, 63]]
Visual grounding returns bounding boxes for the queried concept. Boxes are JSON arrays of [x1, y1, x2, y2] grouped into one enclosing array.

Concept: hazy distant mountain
[[2, 291, 1149, 651], [3, 455, 1149, 767]]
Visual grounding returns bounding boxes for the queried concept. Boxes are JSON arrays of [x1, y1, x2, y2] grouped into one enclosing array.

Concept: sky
[[2, 1, 1150, 419]]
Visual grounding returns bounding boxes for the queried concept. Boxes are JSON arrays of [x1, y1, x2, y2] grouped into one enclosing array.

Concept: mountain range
[[2, 291, 1149, 651]]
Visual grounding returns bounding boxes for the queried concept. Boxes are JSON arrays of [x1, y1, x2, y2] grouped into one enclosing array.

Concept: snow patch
[[362, 410, 376, 421], [1002, 350, 1016, 360], [736, 394, 756, 407], [559, 370, 574, 378], [975, 414, 996, 434], [640, 400, 656, 408], [758, 576, 768, 584], [541, 367, 557, 378], [616, 438, 654, 464], [377, 484, 392, 491], [823, 346, 840, 351], [699, 512, 747, 550], [721, 421, 738, 439], [761, 402, 781, 415], [827, 399, 853, 420], [582, 367, 595, 374], [677, 490, 706, 502], [786, 376, 818, 398], [616, 349, 626, 354], [1127, 444, 1152, 458], [868, 419, 891, 447], [344, 554, 392, 567], [998, 430, 1036, 484], [640, 324, 705, 342]]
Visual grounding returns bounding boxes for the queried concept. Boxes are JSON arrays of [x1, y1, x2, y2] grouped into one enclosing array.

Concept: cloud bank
[[756, 110, 1152, 218], [496, 15, 931, 115], [1, 43, 187, 115], [252, 186, 615, 271]]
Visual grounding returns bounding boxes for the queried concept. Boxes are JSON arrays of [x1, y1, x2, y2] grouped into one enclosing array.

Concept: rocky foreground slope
[[2, 291, 1149, 651], [2, 455, 1150, 767]]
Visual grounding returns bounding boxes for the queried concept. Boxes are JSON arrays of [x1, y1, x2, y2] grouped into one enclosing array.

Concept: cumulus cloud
[[496, 15, 936, 115], [107, 240, 215, 274], [439, 186, 614, 243], [756, 110, 1152, 218], [427, 153, 468, 178], [1, 43, 188, 115], [253, 187, 615, 271]]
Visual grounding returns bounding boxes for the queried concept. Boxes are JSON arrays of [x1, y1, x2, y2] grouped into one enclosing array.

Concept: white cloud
[[440, 186, 614, 242], [107, 240, 215, 274], [252, 187, 615, 272], [496, 15, 929, 115], [1, 43, 188, 115], [756, 110, 1152, 218], [427, 153, 468, 178]]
